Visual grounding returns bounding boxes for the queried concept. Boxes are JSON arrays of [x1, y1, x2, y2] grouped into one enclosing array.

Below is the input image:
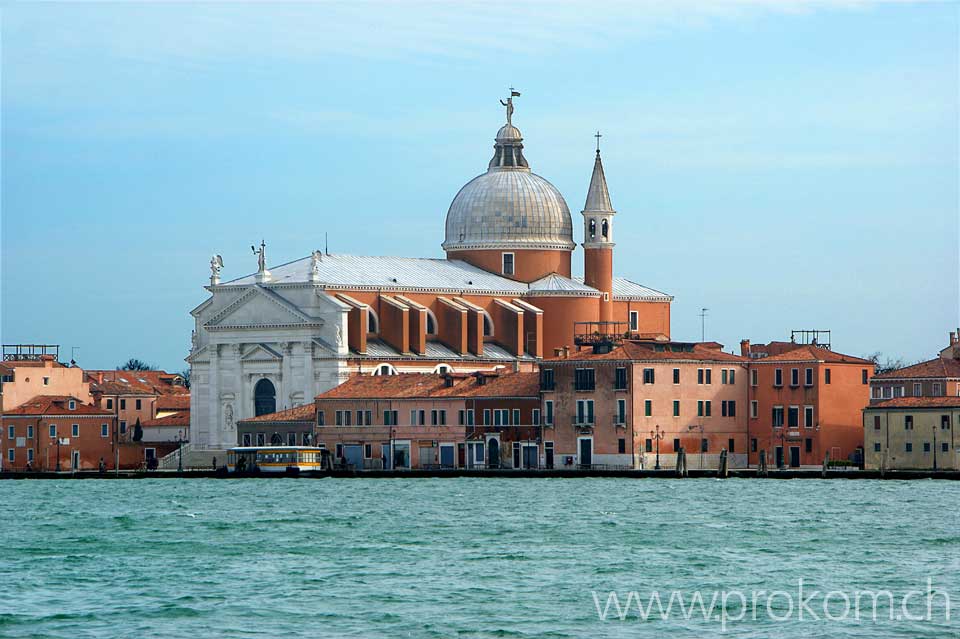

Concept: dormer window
[[68, 400, 76, 411]]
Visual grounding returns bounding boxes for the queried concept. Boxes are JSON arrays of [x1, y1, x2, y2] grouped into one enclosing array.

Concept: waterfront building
[[236, 404, 317, 449], [0, 345, 92, 411], [540, 338, 748, 469], [742, 339, 873, 468], [863, 398, 959, 470], [188, 96, 671, 450], [85, 369, 190, 446], [868, 329, 960, 402]]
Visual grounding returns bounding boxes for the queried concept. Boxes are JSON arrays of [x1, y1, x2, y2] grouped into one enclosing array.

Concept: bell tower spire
[[582, 133, 616, 323]]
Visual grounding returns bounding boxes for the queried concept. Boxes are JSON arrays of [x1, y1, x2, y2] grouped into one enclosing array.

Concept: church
[[187, 95, 672, 449]]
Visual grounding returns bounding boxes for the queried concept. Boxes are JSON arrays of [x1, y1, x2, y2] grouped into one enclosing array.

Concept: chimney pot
[[740, 339, 751, 357]]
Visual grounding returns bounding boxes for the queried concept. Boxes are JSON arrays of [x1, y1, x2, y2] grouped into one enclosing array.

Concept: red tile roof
[[872, 357, 960, 380], [141, 411, 190, 427], [2, 395, 113, 416], [314, 372, 539, 401], [86, 370, 189, 397], [156, 394, 191, 411], [750, 345, 872, 365], [238, 403, 317, 424], [868, 396, 960, 409], [546, 341, 747, 363]]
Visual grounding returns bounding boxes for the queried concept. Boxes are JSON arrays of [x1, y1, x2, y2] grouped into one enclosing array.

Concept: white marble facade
[[187, 282, 349, 448]]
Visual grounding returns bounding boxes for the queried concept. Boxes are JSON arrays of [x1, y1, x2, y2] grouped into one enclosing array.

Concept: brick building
[[0, 345, 92, 411]]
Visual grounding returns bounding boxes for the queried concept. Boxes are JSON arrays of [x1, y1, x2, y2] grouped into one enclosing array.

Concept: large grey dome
[[442, 121, 575, 252]]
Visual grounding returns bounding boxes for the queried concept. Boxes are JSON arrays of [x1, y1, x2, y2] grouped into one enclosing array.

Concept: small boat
[[226, 446, 329, 474]]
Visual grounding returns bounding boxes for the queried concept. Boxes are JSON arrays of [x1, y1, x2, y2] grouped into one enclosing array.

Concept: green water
[[0, 478, 957, 638]]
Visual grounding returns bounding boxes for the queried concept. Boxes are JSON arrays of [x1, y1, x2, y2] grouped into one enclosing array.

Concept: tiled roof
[[868, 397, 960, 409], [86, 370, 189, 396], [315, 372, 539, 401], [750, 345, 872, 365], [238, 403, 319, 424], [546, 341, 747, 363], [2, 395, 113, 416], [156, 395, 191, 411], [873, 357, 960, 380], [142, 411, 190, 427]]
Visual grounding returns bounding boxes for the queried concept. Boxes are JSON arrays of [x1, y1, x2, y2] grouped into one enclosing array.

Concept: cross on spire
[[595, 130, 602, 154]]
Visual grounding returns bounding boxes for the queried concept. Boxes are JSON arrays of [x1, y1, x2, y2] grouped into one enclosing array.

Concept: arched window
[[372, 363, 398, 376], [589, 218, 596, 240], [425, 309, 438, 335], [367, 308, 379, 334], [482, 312, 494, 337], [601, 219, 609, 239], [254, 378, 276, 417], [433, 364, 454, 375]]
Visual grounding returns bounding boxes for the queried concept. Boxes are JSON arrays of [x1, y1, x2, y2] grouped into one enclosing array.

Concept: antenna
[[699, 308, 709, 342], [325, 232, 329, 255]]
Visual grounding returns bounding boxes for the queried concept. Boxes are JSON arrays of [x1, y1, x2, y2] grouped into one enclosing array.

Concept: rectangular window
[[873, 415, 881, 430], [135, 399, 142, 410], [256, 433, 265, 446], [431, 410, 439, 426], [933, 382, 942, 395], [923, 442, 931, 453], [317, 411, 325, 426], [365, 410, 372, 426], [512, 409, 520, 425], [697, 400, 704, 417], [721, 369, 728, 385], [905, 416, 913, 430], [120, 399, 126, 410], [750, 400, 758, 418], [942, 442, 949, 452], [574, 368, 596, 391], [942, 415, 951, 430], [825, 368, 832, 384], [493, 410, 502, 426], [673, 438, 680, 452], [644, 400, 652, 417], [364, 444, 373, 459], [576, 399, 594, 424], [751, 438, 758, 453], [862, 369, 869, 385], [701, 439, 708, 453], [120, 421, 127, 435], [502, 252, 515, 276], [705, 369, 712, 385], [466, 409, 474, 426], [643, 368, 655, 384], [644, 438, 652, 453], [27, 448, 33, 463], [101, 424, 108, 438], [540, 369, 555, 391], [774, 369, 783, 387], [913, 383, 922, 397], [871, 386, 882, 400], [893, 386, 904, 398], [697, 369, 704, 385], [106, 398, 113, 410], [805, 368, 813, 386], [7, 449, 13, 463], [532, 409, 540, 425], [673, 400, 680, 417], [804, 406, 814, 428], [26, 425, 33, 439], [705, 400, 711, 417], [7, 425, 13, 439], [43, 377, 50, 386], [616, 399, 626, 424], [805, 438, 813, 453], [905, 442, 912, 452], [615, 367, 628, 390], [629, 310, 639, 332], [673, 368, 680, 384], [721, 400, 728, 417], [728, 401, 736, 417], [787, 407, 799, 428], [619, 438, 627, 454], [772, 406, 784, 428], [790, 368, 799, 387], [336, 411, 344, 426], [458, 410, 465, 425], [49, 424, 57, 438], [728, 438, 735, 453], [874, 442, 881, 452], [288, 432, 297, 446], [242, 433, 251, 446], [483, 409, 491, 426], [751, 369, 758, 386], [356, 410, 364, 426], [544, 401, 553, 426], [729, 369, 735, 385]]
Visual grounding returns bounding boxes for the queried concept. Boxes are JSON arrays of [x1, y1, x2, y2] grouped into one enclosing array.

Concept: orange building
[[540, 339, 749, 469], [742, 340, 873, 468], [0, 345, 92, 412], [86, 369, 189, 441]]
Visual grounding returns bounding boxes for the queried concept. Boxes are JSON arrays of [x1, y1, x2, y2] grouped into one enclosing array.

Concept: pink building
[[1, 346, 92, 412]]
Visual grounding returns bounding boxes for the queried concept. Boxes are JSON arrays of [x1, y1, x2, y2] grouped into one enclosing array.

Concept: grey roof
[[355, 339, 533, 362], [571, 276, 673, 301], [223, 254, 529, 294], [528, 273, 599, 295], [583, 151, 614, 213]]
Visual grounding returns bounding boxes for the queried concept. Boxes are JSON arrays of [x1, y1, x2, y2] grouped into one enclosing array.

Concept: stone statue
[[335, 324, 342, 347], [252, 240, 266, 273], [224, 403, 234, 432], [191, 330, 198, 350], [310, 250, 322, 280], [210, 254, 223, 284], [500, 88, 520, 125]]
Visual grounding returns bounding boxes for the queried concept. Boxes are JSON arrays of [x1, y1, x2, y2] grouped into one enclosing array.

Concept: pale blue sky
[[2, 1, 957, 372]]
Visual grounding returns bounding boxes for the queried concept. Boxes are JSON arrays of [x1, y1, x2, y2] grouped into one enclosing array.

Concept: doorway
[[775, 446, 784, 469], [789, 446, 801, 468], [71, 450, 80, 471], [544, 442, 555, 469], [487, 437, 500, 469], [522, 444, 538, 469], [578, 437, 593, 468], [440, 444, 455, 468]]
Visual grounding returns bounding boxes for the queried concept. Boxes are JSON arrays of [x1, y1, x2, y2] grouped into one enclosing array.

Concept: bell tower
[[582, 132, 616, 323]]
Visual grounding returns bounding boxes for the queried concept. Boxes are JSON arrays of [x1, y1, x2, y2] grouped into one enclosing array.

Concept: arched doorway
[[254, 378, 276, 416], [487, 438, 500, 469]]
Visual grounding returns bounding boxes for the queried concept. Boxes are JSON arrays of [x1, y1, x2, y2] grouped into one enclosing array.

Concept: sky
[[2, 1, 957, 372]]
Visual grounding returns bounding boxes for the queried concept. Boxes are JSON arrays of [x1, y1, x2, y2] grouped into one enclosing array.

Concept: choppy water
[[0, 478, 957, 638]]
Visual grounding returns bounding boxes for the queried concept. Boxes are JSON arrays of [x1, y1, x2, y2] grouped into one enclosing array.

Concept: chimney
[[740, 340, 751, 357], [554, 348, 563, 358], [562, 346, 570, 359], [951, 331, 958, 347], [97, 372, 104, 384]]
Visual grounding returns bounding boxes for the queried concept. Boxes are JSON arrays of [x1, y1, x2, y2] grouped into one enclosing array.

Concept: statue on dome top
[[500, 88, 521, 125]]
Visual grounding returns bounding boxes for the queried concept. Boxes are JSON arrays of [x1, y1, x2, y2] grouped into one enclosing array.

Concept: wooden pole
[[821, 450, 830, 478]]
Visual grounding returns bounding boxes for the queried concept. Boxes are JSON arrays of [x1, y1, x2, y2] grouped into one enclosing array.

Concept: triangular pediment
[[242, 343, 283, 361], [205, 286, 317, 329]]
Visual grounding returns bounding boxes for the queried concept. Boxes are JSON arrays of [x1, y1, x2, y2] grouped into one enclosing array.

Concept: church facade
[[188, 96, 672, 449]]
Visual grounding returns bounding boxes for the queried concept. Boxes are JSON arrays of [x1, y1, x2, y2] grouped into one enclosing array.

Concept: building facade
[[1, 348, 92, 412], [743, 341, 873, 467], [863, 398, 959, 470], [188, 97, 672, 449]]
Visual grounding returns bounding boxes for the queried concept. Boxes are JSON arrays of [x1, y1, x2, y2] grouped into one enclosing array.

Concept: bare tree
[[119, 358, 155, 371], [178, 368, 191, 389], [864, 352, 908, 375]]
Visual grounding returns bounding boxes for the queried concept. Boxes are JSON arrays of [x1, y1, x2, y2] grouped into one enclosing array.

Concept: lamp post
[[55, 437, 63, 472], [778, 430, 786, 470], [650, 424, 664, 470], [175, 430, 186, 473]]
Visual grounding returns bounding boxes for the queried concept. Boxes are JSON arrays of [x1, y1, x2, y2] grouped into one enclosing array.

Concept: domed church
[[187, 94, 672, 448]]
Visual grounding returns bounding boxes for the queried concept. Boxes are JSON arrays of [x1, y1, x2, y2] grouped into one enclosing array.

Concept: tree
[[132, 418, 143, 442], [178, 368, 191, 389], [864, 352, 908, 375], [119, 358, 155, 371]]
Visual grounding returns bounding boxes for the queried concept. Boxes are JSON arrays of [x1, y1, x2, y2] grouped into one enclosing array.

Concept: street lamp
[[778, 430, 786, 470], [175, 430, 186, 473], [650, 424, 664, 470], [55, 437, 63, 472]]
